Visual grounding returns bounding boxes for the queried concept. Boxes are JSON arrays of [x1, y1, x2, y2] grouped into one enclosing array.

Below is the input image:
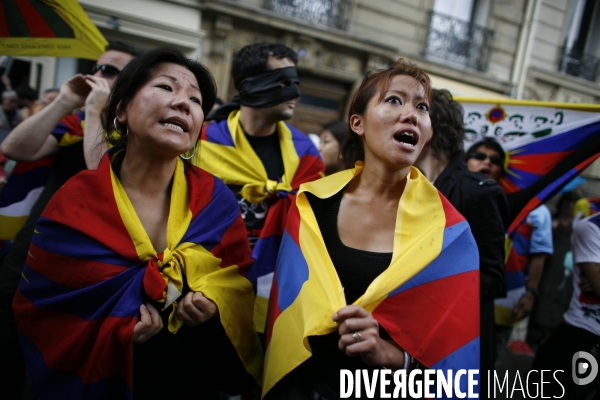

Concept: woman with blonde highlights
[[264, 59, 480, 399]]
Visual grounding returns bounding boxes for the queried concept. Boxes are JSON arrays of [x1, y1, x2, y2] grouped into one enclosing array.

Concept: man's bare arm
[[1, 75, 90, 161], [526, 254, 545, 293], [82, 76, 110, 169], [514, 254, 546, 319]]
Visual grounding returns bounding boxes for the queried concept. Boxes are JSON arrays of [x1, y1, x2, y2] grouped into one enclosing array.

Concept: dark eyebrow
[[158, 74, 200, 92], [387, 89, 427, 102]]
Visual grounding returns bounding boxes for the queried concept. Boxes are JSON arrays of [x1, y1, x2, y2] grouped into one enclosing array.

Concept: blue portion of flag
[[389, 221, 477, 297], [274, 230, 309, 312]]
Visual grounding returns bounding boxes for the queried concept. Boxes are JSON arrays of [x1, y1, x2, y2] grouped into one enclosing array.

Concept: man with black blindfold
[[198, 43, 324, 335]]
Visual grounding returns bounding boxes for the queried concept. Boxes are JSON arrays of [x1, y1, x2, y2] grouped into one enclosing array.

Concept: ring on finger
[[353, 331, 361, 342]]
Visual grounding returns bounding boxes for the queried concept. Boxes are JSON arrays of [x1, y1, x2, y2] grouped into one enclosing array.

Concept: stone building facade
[[8, 0, 600, 181], [195, 0, 600, 131], [196, 0, 600, 185]]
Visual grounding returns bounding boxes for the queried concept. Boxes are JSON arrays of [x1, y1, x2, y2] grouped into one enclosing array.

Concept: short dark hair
[[15, 84, 37, 102], [554, 191, 579, 219], [429, 89, 465, 159], [105, 41, 145, 58], [321, 120, 350, 146], [231, 43, 298, 91], [466, 137, 506, 174], [342, 58, 432, 168], [102, 47, 217, 165]]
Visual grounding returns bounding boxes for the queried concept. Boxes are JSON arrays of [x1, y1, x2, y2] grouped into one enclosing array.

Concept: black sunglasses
[[468, 151, 503, 166], [91, 64, 121, 78]]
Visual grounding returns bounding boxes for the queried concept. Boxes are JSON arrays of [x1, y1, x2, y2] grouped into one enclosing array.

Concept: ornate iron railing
[[263, 0, 351, 30], [424, 11, 494, 72], [559, 46, 600, 82]]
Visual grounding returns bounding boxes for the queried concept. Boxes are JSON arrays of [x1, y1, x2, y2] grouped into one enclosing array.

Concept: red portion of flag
[[374, 270, 479, 367], [15, 0, 56, 38]]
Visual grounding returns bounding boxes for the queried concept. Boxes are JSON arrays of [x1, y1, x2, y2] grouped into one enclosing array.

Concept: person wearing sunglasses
[[465, 137, 506, 181], [0, 41, 142, 399], [414, 90, 509, 396], [91, 63, 122, 78]]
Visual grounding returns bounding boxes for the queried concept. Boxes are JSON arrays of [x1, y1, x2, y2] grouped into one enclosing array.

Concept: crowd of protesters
[[0, 41, 598, 400]]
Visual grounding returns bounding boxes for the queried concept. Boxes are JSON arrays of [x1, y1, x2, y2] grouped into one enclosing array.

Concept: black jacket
[[434, 153, 510, 303]]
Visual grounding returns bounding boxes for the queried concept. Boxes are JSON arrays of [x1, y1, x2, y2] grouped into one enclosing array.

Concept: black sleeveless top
[[292, 190, 393, 399]]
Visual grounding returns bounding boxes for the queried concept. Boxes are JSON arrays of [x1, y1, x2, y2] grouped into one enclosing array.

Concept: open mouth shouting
[[393, 129, 419, 149], [479, 166, 492, 177], [160, 117, 189, 133]]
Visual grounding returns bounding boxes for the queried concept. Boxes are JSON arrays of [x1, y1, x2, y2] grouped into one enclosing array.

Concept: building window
[[559, 0, 600, 82], [263, 0, 351, 30], [424, 0, 494, 72]]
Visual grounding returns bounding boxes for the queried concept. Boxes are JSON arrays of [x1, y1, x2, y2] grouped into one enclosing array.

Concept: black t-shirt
[[244, 130, 284, 180], [228, 130, 285, 248]]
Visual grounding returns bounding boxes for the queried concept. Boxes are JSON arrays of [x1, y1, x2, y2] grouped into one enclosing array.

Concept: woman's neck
[[349, 160, 410, 202], [119, 151, 177, 197]]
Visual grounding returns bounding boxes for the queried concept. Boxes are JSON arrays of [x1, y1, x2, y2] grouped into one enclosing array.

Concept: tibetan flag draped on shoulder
[[264, 164, 480, 398], [458, 98, 600, 234], [13, 150, 262, 399], [198, 110, 324, 332], [53, 111, 85, 147], [0, 157, 53, 240], [0, 112, 84, 241]]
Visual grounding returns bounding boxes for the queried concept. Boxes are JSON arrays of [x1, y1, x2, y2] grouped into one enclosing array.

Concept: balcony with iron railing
[[263, 0, 351, 30], [424, 11, 494, 73], [559, 46, 600, 83]]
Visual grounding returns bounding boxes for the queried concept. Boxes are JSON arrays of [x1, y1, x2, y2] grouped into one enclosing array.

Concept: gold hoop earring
[[180, 145, 196, 160], [114, 117, 129, 138]]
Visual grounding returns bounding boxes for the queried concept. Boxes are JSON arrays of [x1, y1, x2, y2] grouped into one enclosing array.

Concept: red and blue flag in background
[[458, 99, 600, 234]]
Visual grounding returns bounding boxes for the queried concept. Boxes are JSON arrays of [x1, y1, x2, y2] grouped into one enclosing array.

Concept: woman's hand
[[176, 291, 218, 327], [333, 305, 405, 369], [133, 303, 163, 343]]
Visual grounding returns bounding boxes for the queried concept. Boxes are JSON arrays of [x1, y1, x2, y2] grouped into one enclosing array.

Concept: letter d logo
[[572, 351, 598, 385]]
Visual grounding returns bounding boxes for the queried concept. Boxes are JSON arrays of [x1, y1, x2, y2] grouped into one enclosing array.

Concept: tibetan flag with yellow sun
[[458, 98, 600, 234], [0, 0, 107, 60]]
